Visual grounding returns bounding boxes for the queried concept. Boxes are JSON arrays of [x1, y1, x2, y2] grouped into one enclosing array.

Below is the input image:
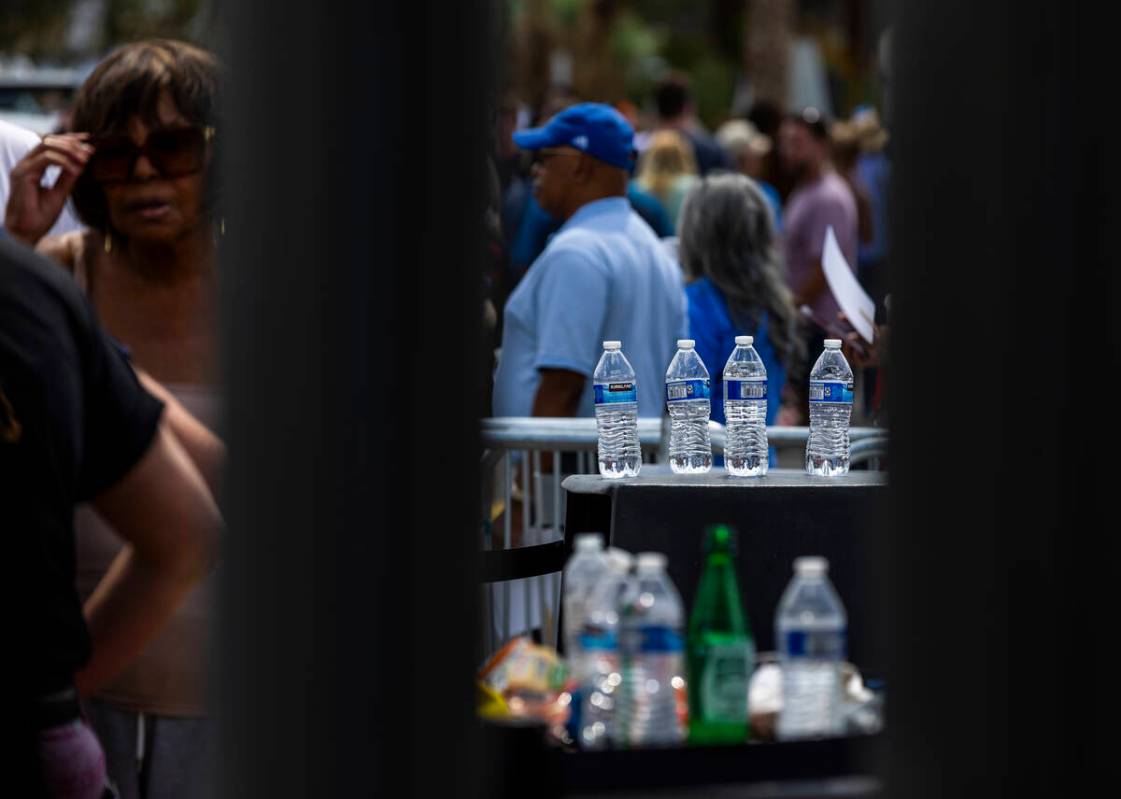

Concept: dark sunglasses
[[531, 148, 583, 166], [88, 126, 214, 184]]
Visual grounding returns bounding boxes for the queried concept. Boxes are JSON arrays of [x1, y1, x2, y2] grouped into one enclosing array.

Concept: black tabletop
[[563, 467, 887, 495], [562, 466, 889, 673]]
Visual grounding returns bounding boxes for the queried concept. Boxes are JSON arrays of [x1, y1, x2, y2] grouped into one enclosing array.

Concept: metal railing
[[483, 417, 886, 454], [480, 418, 888, 652]]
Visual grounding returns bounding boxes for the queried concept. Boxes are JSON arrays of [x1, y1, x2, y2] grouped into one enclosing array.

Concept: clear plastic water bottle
[[805, 339, 854, 476], [665, 339, 712, 474], [563, 534, 608, 657], [775, 556, 848, 739], [618, 552, 687, 746], [578, 547, 633, 750], [723, 335, 769, 477], [593, 341, 641, 478]]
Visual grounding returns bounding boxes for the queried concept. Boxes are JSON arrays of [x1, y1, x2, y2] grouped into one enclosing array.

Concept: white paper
[[822, 226, 876, 343]]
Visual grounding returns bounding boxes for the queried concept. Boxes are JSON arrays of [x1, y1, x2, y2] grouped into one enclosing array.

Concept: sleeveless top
[[70, 240, 219, 717]]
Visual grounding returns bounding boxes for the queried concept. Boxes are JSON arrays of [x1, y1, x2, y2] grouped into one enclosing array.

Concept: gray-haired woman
[[677, 173, 804, 453]]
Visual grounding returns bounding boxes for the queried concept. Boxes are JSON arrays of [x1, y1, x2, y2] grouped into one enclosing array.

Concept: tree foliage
[[0, 0, 76, 58], [1, 0, 212, 61]]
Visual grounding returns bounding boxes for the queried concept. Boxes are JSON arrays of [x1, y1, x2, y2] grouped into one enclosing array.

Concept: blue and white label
[[725, 379, 767, 401], [638, 625, 684, 653], [783, 629, 846, 660], [809, 380, 854, 404], [594, 381, 637, 405], [666, 378, 710, 403], [580, 630, 619, 652]]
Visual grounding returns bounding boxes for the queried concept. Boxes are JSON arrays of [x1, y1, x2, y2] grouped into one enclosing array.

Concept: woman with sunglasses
[[5, 40, 223, 799]]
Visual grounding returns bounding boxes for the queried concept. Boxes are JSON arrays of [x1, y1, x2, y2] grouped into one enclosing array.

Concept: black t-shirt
[[0, 234, 164, 694]]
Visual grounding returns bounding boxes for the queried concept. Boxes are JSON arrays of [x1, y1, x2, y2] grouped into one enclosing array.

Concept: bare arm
[[531, 368, 586, 472], [135, 369, 225, 500], [794, 259, 829, 309], [76, 420, 220, 696], [532, 368, 585, 418]]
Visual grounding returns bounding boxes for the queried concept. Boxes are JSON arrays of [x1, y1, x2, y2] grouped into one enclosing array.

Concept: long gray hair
[[677, 172, 804, 369]]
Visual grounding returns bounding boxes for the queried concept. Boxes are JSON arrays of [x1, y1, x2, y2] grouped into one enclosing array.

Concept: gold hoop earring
[[103, 231, 112, 254]]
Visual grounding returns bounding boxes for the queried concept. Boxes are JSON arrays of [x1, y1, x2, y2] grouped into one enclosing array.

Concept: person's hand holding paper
[[822, 225, 876, 343]]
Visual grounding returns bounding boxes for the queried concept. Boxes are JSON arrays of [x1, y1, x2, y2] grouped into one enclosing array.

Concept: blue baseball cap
[[513, 102, 635, 170]]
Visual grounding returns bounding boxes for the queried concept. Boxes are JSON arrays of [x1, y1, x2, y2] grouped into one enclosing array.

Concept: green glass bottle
[[687, 524, 755, 744]]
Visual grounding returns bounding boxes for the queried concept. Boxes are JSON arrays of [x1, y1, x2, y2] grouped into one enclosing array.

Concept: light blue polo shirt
[[493, 196, 688, 419]]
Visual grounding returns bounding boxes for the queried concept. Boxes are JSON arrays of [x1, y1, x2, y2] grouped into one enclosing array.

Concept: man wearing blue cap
[[493, 103, 687, 421]]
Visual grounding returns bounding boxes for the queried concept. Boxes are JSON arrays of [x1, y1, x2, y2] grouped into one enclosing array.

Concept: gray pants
[[83, 700, 214, 799]]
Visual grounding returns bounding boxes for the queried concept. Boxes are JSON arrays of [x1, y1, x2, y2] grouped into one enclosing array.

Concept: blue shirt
[[494, 197, 688, 418], [686, 276, 786, 464], [509, 187, 673, 275], [625, 184, 674, 238], [856, 152, 890, 269], [759, 180, 783, 233]]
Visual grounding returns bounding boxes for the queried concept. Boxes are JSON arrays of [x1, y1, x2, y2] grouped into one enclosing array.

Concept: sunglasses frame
[[88, 125, 215, 184], [532, 148, 584, 166]]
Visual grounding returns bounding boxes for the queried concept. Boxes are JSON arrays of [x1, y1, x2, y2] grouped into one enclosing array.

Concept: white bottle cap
[[824, 339, 843, 349], [575, 533, 604, 552], [636, 552, 667, 573], [794, 556, 828, 575], [735, 335, 754, 346], [603, 340, 622, 350], [604, 547, 633, 574], [677, 339, 695, 350]]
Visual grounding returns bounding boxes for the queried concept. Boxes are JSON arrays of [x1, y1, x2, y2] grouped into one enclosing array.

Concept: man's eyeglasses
[[531, 148, 583, 166], [88, 126, 214, 184]]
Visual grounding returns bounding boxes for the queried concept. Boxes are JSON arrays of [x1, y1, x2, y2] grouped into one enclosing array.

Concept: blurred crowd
[[4, 40, 223, 799], [2, 32, 889, 799], [485, 72, 891, 434]]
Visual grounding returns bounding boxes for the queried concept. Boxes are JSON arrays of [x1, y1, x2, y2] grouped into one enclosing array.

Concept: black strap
[[31, 685, 81, 731]]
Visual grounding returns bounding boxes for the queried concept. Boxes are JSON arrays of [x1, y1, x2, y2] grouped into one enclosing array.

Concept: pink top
[[69, 247, 219, 717], [782, 170, 858, 328], [74, 385, 219, 717]]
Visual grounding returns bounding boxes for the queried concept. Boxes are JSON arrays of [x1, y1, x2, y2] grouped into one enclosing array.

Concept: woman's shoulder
[[36, 230, 104, 294], [685, 274, 718, 301], [35, 229, 95, 273], [686, 277, 732, 327]]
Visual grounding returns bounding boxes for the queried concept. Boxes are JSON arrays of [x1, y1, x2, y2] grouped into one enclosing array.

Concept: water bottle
[[665, 339, 712, 474], [775, 556, 848, 739], [618, 552, 686, 746], [687, 525, 754, 744], [563, 534, 608, 657], [723, 335, 769, 477], [593, 341, 641, 478], [578, 548, 633, 750], [805, 339, 854, 476]]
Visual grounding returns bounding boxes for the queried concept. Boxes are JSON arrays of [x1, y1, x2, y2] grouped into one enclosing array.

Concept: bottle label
[[666, 378, 710, 403], [725, 379, 767, 401], [809, 380, 854, 404], [783, 629, 847, 659], [594, 381, 637, 405], [699, 642, 753, 723], [637, 625, 684, 653], [580, 630, 618, 652]]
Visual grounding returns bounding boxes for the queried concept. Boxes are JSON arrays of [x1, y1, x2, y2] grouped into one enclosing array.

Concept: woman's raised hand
[[4, 132, 93, 246]]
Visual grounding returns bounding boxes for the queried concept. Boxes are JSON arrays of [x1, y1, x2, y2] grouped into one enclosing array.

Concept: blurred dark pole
[[218, 1, 490, 796], [523, 0, 554, 113], [843, 0, 865, 70], [886, 0, 1117, 794], [744, 0, 794, 107]]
